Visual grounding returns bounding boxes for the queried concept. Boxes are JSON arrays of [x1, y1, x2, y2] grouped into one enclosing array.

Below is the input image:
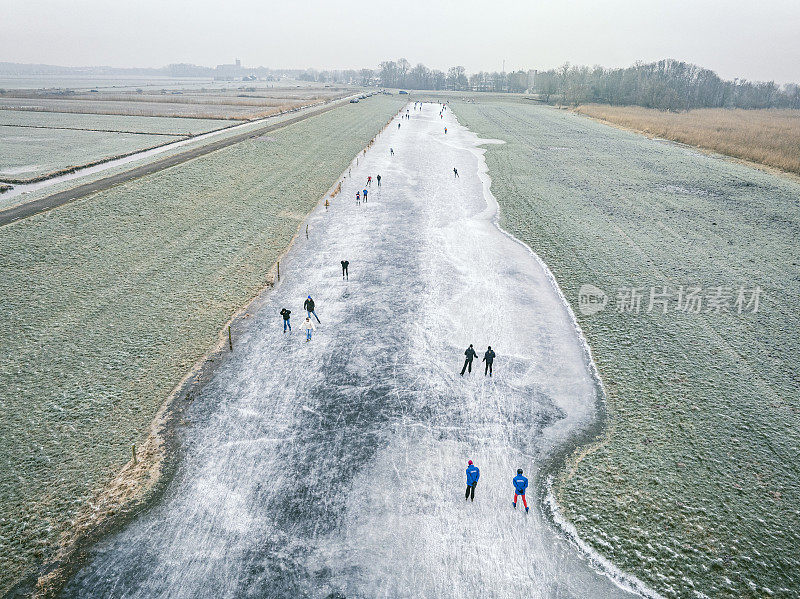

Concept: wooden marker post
[[228, 325, 233, 351]]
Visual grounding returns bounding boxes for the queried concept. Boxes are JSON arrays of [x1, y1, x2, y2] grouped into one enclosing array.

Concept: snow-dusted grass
[[0, 94, 405, 594], [0, 125, 183, 182], [451, 99, 800, 598], [0, 97, 302, 120], [0, 109, 231, 135]]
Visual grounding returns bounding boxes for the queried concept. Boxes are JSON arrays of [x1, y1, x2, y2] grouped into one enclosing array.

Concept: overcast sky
[[3, 0, 799, 83]]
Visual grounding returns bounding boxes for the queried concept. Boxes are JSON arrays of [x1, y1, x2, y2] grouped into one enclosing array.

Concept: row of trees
[[531, 59, 800, 110], [377, 60, 533, 93], [294, 58, 800, 111]]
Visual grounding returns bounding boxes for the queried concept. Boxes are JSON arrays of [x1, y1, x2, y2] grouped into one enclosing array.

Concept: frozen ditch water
[[63, 104, 648, 598]]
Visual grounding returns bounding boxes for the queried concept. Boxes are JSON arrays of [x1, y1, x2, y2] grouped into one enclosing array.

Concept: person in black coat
[[304, 296, 320, 323], [460, 344, 478, 376], [280, 308, 291, 333], [483, 346, 496, 376], [341, 260, 349, 280]]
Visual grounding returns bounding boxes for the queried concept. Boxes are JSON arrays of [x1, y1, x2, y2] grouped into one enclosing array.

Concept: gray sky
[[3, 0, 800, 83]]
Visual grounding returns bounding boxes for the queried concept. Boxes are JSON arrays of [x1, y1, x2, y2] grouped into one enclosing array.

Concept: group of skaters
[[465, 461, 530, 512], [355, 174, 381, 204], [280, 295, 322, 341], [460, 344, 496, 376]]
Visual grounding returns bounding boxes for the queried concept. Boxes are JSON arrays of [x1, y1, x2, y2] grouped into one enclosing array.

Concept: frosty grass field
[[0, 109, 231, 135], [449, 98, 799, 597], [0, 93, 405, 594], [0, 124, 184, 182]]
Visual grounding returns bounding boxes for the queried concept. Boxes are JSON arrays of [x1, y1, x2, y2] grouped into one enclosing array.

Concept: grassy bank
[[0, 94, 405, 594], [450, 99, 800, 597], [575, 104, 800, 176]]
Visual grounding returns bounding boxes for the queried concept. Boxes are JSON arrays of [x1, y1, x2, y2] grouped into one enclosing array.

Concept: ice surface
[[63, 104, 648, 598]]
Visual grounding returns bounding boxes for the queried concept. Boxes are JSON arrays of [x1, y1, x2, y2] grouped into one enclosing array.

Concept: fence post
[[228, 325, 233, 351], [132, 444, 137, 464], [277, 261, 280, 281]]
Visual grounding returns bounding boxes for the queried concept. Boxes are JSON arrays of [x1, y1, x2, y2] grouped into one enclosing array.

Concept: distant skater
[[367, 175, 372, 187], [444, 127, 447, 134], [302, 316, 316, 342], [453, 167, 459, 178], [465, 460, 480, 502], [513, 469, 529, 512], [362, 188, 368, 202], [356, 190, 361, 205], [398, 122, 401, 129], [483, 346, 495, 376], [341, 260, 349, 280], [304, 295, 320, 323], [280, 308, 291, 333], [376, 174, 381, 187], [390, 147, 394, 156], [460, 344, 478, 376]]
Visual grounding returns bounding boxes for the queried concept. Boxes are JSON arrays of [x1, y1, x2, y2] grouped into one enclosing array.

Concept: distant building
[[215, 58, 244, 81], [526, 69, 538, 92]]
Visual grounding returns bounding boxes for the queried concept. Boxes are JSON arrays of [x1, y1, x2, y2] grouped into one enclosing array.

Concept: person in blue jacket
[[512, 469, 529, 512], [465, 460, 479, 501]]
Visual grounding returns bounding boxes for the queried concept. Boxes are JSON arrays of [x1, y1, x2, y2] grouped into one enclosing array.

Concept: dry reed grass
[[575, 104, 800, 175]]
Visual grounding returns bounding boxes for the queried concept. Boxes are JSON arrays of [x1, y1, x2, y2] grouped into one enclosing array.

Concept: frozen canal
[[63, 104, 643, 598]]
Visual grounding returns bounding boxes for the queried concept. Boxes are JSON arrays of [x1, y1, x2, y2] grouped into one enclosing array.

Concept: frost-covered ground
[[449, 98, 800, 598], [0, 96, 311, 120], [62, 104, 641, 599], [0, 99, 348, 210], [0, 109, 231, 135], [0, 124, 184, 181], [0, 95, 404, 595]]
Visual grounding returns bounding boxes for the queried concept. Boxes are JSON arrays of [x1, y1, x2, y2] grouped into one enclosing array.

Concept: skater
[[304, 295, 320, 323], [302, 316, 316, 342], [460, 344, 478, 375], [356, 190, 361, 205], [444, 127, 447, 134], [390, 147, 394, 156], [398, 122, 401, 129], [341, 260, 349, 280], [483, 346, 495, 376], [376, 174, 381, 187], [465, 460, 480, 501], [453, 167, 459, 178], [363, 188, 368, 202], [512, 469, 529, 512], [367, 175, 372, 186], [280, 308, 291, 333]]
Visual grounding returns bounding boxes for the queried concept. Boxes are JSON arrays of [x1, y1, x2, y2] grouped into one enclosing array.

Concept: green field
[[0, 125, 183, 182], [0, 94, 404, 594], [450, 99, 800, 597], [0, 109, 231, 135]]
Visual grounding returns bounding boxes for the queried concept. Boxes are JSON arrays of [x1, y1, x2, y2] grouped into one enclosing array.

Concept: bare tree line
[[534, 59, 800, 110], [300, 58, 800, 111]]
